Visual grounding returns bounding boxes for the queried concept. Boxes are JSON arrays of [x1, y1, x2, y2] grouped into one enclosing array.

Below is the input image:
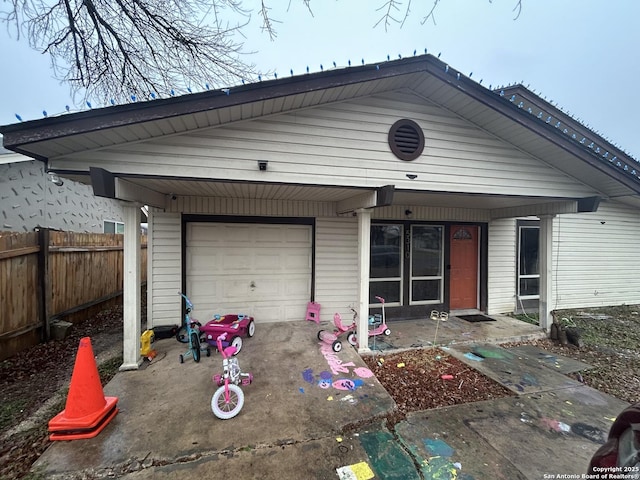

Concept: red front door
[[449, 225, 479, 310]]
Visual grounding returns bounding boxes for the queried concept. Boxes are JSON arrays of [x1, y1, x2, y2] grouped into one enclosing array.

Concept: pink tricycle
[[200, 313, 256, 355], [317, 307, 358, 352]]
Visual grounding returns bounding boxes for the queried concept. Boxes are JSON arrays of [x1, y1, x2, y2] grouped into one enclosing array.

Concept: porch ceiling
[[68, 173, 589, 211]]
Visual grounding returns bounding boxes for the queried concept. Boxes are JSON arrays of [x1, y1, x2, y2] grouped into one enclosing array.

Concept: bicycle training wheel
[[176, 326, 188, 343], [190, 332, 201, 363], [211, 384, 245, 419]]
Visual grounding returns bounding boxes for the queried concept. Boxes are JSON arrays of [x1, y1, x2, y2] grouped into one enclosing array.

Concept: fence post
[[37, 228, 50, 341]]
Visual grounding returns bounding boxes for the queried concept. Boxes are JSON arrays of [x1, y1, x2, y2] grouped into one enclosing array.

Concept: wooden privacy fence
[[0, 229, 147, 361]]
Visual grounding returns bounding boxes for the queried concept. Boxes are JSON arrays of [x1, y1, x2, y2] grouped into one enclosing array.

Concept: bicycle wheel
[[176, 326, 188, 343], [190, 332, 201, 363], [211, 384, 244, 419], [230, 336, 243, 354]]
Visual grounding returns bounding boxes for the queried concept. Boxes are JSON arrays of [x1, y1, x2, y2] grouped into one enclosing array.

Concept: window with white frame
[[104, 220, 124, 234], [517, 221, 539, 299], [369, 224, 403, 305]]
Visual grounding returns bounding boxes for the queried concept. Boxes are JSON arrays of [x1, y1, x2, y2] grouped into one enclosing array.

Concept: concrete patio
[[32, 313, 628, 479]]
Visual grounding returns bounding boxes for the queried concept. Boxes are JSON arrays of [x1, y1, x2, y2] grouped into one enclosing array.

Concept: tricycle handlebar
[[375, 296, 385, 304]]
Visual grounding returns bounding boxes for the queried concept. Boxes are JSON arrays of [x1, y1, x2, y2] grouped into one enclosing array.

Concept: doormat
[[457, 314, 496, 323]]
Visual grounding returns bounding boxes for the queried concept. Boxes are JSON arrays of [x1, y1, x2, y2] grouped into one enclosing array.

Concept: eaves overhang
[[2, 53, 640, 196], [0, 56, 431, 157]]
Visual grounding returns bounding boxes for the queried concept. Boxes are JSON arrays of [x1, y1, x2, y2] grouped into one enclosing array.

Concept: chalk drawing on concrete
[[571, 422, 606, 443]]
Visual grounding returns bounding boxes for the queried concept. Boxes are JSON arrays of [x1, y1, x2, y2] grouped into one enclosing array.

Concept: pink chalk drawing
[[333, 379, 364, 391], [319, 342, 355, 375], [541, 417, 571, 433], [353, 367, 374, 378]]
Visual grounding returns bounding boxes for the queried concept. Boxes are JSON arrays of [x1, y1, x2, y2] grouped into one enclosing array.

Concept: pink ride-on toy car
[[200, 313, 256, 355]]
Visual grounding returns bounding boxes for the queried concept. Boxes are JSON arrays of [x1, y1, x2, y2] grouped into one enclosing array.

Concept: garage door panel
[[186, 222, 312, 322], [254, 253, 281, 271], [285, 228, 312, 243], [223, 253, 252, 270]]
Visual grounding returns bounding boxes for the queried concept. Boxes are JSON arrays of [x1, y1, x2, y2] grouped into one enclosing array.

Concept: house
[[0, 147, 126, 233], [3, 54, 640, 370]]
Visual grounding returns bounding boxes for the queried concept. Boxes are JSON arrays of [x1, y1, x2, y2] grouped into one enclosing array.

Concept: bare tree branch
[[513, 0, 523, 20], [0, 0, 526, 108], [1, 0, 260, 104]]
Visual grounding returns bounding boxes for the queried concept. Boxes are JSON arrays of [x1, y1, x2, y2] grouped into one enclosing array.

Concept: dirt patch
[[362, 348, 514, 417]]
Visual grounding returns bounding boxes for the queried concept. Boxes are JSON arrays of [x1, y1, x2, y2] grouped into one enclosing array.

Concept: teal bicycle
[[177, 292, 211, 363]]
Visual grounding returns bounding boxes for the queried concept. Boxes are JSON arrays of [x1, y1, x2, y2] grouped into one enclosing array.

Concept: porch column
[[538, 214, 555, 332], [120, 203, 143, 371], [356, 209, 372, 353]]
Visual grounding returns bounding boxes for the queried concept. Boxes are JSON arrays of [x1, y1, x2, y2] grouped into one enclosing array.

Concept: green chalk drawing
[[471, 345, 513, 360], [464, 352, 484, 361], [424, 438, 455, 457], [359, 429, 420, 480]]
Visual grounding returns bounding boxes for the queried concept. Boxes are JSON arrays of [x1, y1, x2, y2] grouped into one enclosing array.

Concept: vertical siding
[[150, 211, 182, 326], [552, 201, 640, 309], [487, 218, 517, 314], [314, 217, 359, 322]]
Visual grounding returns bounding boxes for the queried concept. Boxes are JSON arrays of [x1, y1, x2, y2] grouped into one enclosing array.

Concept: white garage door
[[186, 222, 312, 323]]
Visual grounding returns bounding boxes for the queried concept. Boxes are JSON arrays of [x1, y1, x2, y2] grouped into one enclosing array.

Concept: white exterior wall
[[54, 92, 598, 201], [151, 199, 640, 326], [148, 211, 181, 327], [552, 201, 640, 309], [487, 218, 517, 314], [315, 217, 359, 322]]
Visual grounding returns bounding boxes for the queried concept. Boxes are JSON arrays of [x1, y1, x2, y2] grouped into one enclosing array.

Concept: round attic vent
[[388, 119, 425, 161]]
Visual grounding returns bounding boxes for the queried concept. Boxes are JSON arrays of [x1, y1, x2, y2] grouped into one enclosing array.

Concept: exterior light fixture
[[48, 173, 64, 186], [258, 161, 268, 171]]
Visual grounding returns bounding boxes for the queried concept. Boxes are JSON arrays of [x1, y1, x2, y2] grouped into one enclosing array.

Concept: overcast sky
[[1, 0, 639, 158]]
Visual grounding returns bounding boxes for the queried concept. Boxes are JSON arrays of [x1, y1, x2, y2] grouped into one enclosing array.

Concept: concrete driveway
[[33, 314, 629, 479]]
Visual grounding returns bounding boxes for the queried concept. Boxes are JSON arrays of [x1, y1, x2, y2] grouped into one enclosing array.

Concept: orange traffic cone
[[48, 337, 119, 440]]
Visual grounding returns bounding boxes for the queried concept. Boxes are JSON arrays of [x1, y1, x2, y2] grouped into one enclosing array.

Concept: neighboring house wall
[[0, 156, 125, 233]]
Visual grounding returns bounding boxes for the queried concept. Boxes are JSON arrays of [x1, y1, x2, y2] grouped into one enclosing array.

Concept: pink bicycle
[[211, 332, 253, 419]]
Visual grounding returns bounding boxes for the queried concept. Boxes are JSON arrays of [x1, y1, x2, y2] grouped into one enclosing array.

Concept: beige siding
[[149, 211, 182, 327], [487, 218, 517, 314], [54, 92, 597, 199], [375, 205, 491, 223], [552, 201, 640, 309], [169, 196, 335, 217], [314, 217, 359, 322]]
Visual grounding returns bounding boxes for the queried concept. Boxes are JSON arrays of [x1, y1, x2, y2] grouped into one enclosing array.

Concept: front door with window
[[369, 222, 482, 318], [449, 225, 479, 310]]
